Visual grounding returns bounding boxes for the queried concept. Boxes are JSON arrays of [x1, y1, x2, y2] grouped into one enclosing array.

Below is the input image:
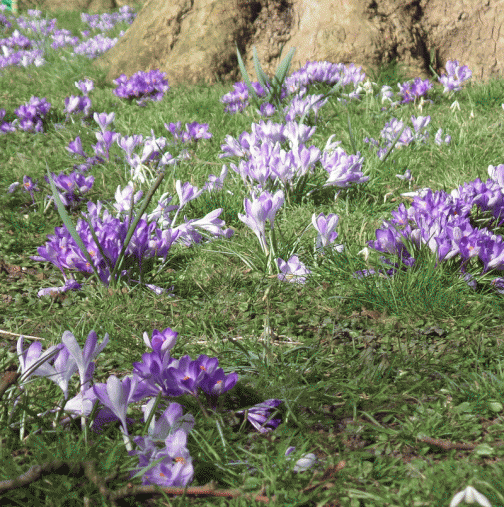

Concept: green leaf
[[235, 42, 261, 107], [488, 401, 503, 413], [474, 443, 494, 457], [252, 45, 272, 92], [235, 42, 297, 117]]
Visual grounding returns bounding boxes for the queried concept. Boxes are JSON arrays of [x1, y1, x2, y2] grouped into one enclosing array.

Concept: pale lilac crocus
[[396, 169, 413, 181], [37, 279, 82, 297], [202, 165, 229, 193], [277, 255, 312, 284], [147, 192, 179, 228], [92, 375, 140, 451], [183, 209, 235, 240], [238, 196, 272, 255], [250, 189, 285, 230], [17, 336, 64, 384], [57, 388, 137, 435], [285, 447, 320, 472], [7, 182, 20, 193], [175, 180, 205, 209], [61, 330, 109, 392], [238, 189, 285, 256], [321, 147, 368, 188], [311, 212, 343, 254], [488, 164, 504, 188], [139, 400, 195, 445], [114, 181, 143, 214], [18, 340, 78, 400], [116, 133, 144, 160], [93, 111, 115, 133], [75, 78, 94, 95]]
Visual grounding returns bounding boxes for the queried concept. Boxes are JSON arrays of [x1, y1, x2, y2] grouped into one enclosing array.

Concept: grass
[[1, 3, 504, 506]]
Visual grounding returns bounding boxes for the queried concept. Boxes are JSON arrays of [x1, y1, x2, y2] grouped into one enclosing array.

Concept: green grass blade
[[45, 164, 102, 283]]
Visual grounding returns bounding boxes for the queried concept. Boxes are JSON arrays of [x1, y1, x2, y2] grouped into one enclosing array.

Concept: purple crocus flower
[[93, 130, 120, 161], [64, 95, 91, 118], [199, 369, 238, 408], [184, 122, 212, 142], [163, 354, 220, 398], [132, 357, 185, 400], [236, 399, 282, 433], [130, 429, 194, 487], [143, 327, 178, 357], [131, 351, 181, 398], [438, 60, 472, 93], [22, 175, 38, 193], [67, 136, 87, 158], [479, 235, 504, 271]]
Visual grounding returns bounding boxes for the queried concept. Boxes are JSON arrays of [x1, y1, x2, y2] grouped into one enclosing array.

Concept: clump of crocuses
[[365, 164, 504, 293], [13, 326, 286, 488]]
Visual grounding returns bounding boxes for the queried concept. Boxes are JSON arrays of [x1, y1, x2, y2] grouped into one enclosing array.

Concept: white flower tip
[[450, 486, 492, 507], [143, 331, 151, 349]]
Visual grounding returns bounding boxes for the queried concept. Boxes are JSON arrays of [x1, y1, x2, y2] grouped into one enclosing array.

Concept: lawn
[[1, 3, 504, 506]]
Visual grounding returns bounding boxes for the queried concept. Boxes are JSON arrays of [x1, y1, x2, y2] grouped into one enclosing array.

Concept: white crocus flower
[[357, 247, 370, 262], [417, 96, 426, 113], [292, 453, 318, 472], [450, 486, 492, 507], [401, 187, 432, 199]]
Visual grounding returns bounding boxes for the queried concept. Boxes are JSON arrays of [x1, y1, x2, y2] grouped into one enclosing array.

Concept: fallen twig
[[0, 329, 46, 341], [417, 436, 504, 451], [0, 460, 273, 505], [0, 459, 347, 505]]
